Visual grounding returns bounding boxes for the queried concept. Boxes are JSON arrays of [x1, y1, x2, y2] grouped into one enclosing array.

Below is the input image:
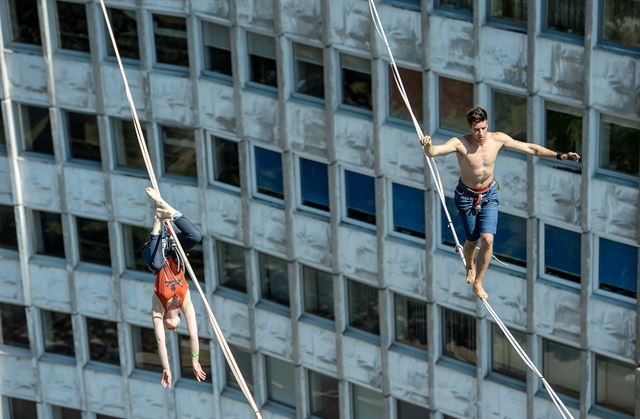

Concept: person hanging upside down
[[141, 187, 207, 387], [420, 107, 580, 300]]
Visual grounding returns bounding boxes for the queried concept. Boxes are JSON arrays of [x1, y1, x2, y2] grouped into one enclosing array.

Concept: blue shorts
[[454, 180, 499, 242]]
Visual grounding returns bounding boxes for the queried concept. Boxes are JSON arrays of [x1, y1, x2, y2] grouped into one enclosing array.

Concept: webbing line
[[368, 1, 573, 418], [98, 3, 262, 418]]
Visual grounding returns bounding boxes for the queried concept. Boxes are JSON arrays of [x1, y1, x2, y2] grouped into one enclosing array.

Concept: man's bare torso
[[455, 132, 505, 189]]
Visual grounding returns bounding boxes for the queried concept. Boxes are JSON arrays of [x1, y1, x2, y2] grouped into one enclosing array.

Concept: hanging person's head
[[163, 297, 182, 331]]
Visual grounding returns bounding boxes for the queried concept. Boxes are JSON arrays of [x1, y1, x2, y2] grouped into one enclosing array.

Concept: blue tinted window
[[300, 158, 329, 212], [440, 197, 465, 247], [345, 170, 375, 225], [392, 183, 425, 238], [544, 225, 580, 283], [494, 212, 526, 267], [255, 146, 283, 200], [599, 238, 637, 298]]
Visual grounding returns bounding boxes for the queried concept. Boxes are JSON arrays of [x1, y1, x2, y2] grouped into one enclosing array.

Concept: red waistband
[[459, 179, 493, 194]]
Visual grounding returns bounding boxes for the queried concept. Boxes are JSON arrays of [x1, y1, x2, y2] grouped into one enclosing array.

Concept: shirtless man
[[420, 107, 580, 300]]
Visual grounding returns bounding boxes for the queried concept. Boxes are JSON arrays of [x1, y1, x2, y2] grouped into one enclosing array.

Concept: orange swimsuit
[[154, 258, 189, 310]]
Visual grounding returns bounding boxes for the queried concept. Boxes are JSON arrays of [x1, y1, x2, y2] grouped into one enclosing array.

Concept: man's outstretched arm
[[499, 133, 580, 161], [420, 135, 462, 157]]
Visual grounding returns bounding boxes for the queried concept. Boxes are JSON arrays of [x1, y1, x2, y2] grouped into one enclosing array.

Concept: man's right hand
[[420, 135, 432, 148], [161, 368, 172, 388]]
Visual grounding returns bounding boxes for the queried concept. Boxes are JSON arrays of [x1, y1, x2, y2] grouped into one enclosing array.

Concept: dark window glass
[[161, 126, 196, 179], [77, 217, 111, 267], [492, 90, 527, 142], [490, 0, 528, 25], [439, 77, 473, 133], [348, 280, 379, 335], [66, 111, 100, 163], [595, 354, 635, 415], [345, 170, 375, 225], [494, 212, 527, 267], [254, 146, 284, 200], [87, 317, 119, 366], [114, 119, 146, 171], [185, 244, 205, 287], [294, 43, 324, 99], [544, 225, 580, 283], [598, 238, 637, 299], [153, 14, 189, 67], [33, 210, 65, 259], [106, 8, 139, 60], [42, 310, 74, 357], [441, 198, 466, 248], [397, 399, 431, 419], [225, 345, 253, 393], [545, 0, 584, 36], [392, 183, 425, 238], [266, 356, 295, 408], [123, 224, 148, 272], [217, 241, 246, 292], [352, 385, 384, 419], [20, 105, 53, 155], [491, 323, 526, 381], [308, 370, 339, 419], [248, 32, 277, 88], [0, 204, 18, 251], [179, 334, 211, 383], [341, 54, 372, 111], [56, 1, 90, 52], [545, 105, 582, 162], [602, 1, 640, 49], [542, 339, 580, 398], [52, 406, 81, 419], [97, 415, 123, 419], [389, 67, 423, 122], [211, 137, 240, 187], [300, 158, 329, 212], [259, 253, 289, 306], [9, 0, 42, 45], [302, 265, 334, 321], [8, 397, 37, 419], [0, 303, 29, 349], [442, 307, 476, 365], [202, 22, 232, 76], [435, 0, 472, 13], [132, 325, 162, 372], [600, 118, 639, 177], [394, 294, 427, 350], [0, 107, 6, 147]]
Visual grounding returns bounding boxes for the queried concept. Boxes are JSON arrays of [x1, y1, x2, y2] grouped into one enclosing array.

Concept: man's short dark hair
[[466, 107, 487, 125]]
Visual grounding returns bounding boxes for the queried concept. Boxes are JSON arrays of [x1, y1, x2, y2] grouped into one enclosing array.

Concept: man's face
[[469, 120, 488, 143]]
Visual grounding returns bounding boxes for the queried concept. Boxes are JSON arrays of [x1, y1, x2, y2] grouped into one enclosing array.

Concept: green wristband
[[192, 353, 199, 358]]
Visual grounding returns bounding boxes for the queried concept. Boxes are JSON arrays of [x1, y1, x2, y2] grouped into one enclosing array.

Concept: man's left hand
[[192, 359, 207, 382], [560, 152, 580, 162]]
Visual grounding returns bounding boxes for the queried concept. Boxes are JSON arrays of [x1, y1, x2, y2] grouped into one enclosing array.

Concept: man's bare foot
[[465, 266, 476, 284], [146, 187, 176, 215], [472, 280, 488, 300]]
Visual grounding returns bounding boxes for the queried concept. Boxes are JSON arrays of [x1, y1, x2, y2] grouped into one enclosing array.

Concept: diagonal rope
[[98, 3, 262, 418], [368, 2, 573, 418]]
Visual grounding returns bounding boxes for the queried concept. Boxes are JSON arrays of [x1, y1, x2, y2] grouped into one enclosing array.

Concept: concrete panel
[[64, 166, 109, 219], [0, 157, 12, 203], [588, 298, 635, 359], [155, 182, 202, 227], [198, 80, 236, 134], [481, 270, 527, 328], [18, 160, 61, 211], [3, 52, 48, 102], [328, 1, 371, 51], [0, 354, 38, 399], [342, 335, 382, 389], [286, 102, 327, 157], [433, 254, 477, 311], [337, 226, 378, 283], [111, 174, 153, 226], [334, 113, 374, 169], [534, 282, 580, 342], [378, 124, 424, 183], [101, 64, 148, 120], [220, 396, 256, 419], [383, 239, 426, 297], [590, 178, 638, 240], [388, 350, 428, 405], [292, 213, 331, 267], [429, 16, 474, 77], [479, 27, 527, 88], [175, 386, 216, 419], [250, 202, 287, 255], [428, 150, 461, 193], [204, 189, 243, 240], [298, 321, 338, 374], [39, 361, 81, 408], [433, 364, 476, 418], [242, 91, 278, 145], [591, 50, 640, 118], [128, 377, 170, 419], [0, 255, 23, 302], [379, 7, 421, 64], [149, 74, 195, 127], [53, 58, 96, 111], [536, 165, 581, 225], [212, 295, 251, 347], [255, 308, 292, 359], [192, 0, 230, 19], [84, 368, 127, 418], [121, 278, 153, 324], [533, 396, 579, 419], [75, 270, 120, 319], [280, 0, 322, 39], [480, 380, 526, 419], [236, 0, 274, 30], [535, 39, 584, 100], [494, 155, 528, 213], [29, 263, 71, 311]]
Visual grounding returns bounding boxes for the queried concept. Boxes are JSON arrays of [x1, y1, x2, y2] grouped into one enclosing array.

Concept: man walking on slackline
[[421, 106, 580, 300]]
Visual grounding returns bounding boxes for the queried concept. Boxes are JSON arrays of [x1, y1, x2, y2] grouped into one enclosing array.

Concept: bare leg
[[472, 233, 493, 300], [463, 240, 478, 284]]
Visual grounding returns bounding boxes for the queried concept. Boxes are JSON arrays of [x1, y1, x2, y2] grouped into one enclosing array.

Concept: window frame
[[151, 12, 190, 72], [215, 239, 247, 294], [86, 316, 120, 367], [386, 64, 424, 126], [593, 352, 636, 415], [342, 166, 377, 230], [122, 222, 150, 275], [64, 109, 102, 167], [541, 337, 582, 400], [246, 31, 279, 93], [436, 74, 475, 135], [296, 154, 330, 216], [31, 209, 66, 260], [389, 179, 426, 242], [596, 113, 640, 184], [432, 0, 473, 20], [594, 233, 638, 302], [0, 302, 30, 350], [338, 51, 373, 116], [131, 324, 163, 374], [252, 144, 284, 204], [54, 0, 91, 55], [346, 278, 380, 337], [104, 7, 141, 63], [291, 41, 325, 104], [159, 123, 198, 183], [597, 0, 640, 56], [75, 216, 112, 269], [307, 368, 340, 419], [264, 354, 296, 410], [7, 0, 43, 49], [301, 263, 335, 322], [17, 102, 54, 157], [41, 309, 75, 358], [393, 293, 428, 351], [541, 101, 583, 173], [485, 0, 529, 33], [540, 0, 585, 44], [200, 19, 233, 81], [111, 117, 148, 175], [440, 306, 477, 367], [206, 133, 241, 192], [224, 344, 254, 394], [258, 251, 290, 308], [489, 322, 527, 385], [539, 221, 582, 288]]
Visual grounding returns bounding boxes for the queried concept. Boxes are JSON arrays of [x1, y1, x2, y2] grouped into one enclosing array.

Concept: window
[[76, 217, 111, 267], [397, 399, 431, 419], [247, 32, 277, 88], [392, 183, 425, 238], [439, 77, 473, 133], [8, 397, 37, 419], [123, 224, 148, 272], [97, 415, 123, 419], [33, 210, 65, 259], [210, 136, 240, 187], [254, 146, 284, 200], [599, 117, 639, 177], [341, 54, 372, 111], [542, 339, 580, 398], [494, 212, 527, 268], [491, 90, 527, 142], [544, 0, 584, 36], [217, 241, 246, 292], [352, 384, 384, 419], [595, 355, 635, 415], [394, 294, 427, 350], [491, 323, 526, 381], [0, 107, 6, 148], [202, 22, 232, 76], [52, 406, 82, 419], [442, 307, 476, 365], [186, 244, 205, 286], [348, 279, 379, 335], [56, 1, 90, 52], [441, 197, 467, 248], [300, 158, 329, 212], [225, 345, 253, 393], [302, 265, 334, 321], [0, 303, 29, 349], [132, 325, 162, 372], [0, 204, 18, 251], [293, 43, 324, 99], [66, 111, 100, 163], [598, 238, 637, 299], [435, 0, 472, 14], [389, 67, 423, 122], [345, 170, 376, 225], [113, 119, 146, 171], [259, 253, 289, 306], [87, 317, 119, 366], [266, 356, 296, 409], [308, 370, 339, 419], [161, 126, 196, 179], [42, 310, 74, 357], [544, 225, 580, 283], [106, 8, 139, 60], [601, 1, 640, 49], [19, 104, 53, 155], [8, 0, 42, 46], [545, 104, 582, 163], [179, 334, 211, 383], [153, 14, 189, 67], [490, 0, 528, 26]]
